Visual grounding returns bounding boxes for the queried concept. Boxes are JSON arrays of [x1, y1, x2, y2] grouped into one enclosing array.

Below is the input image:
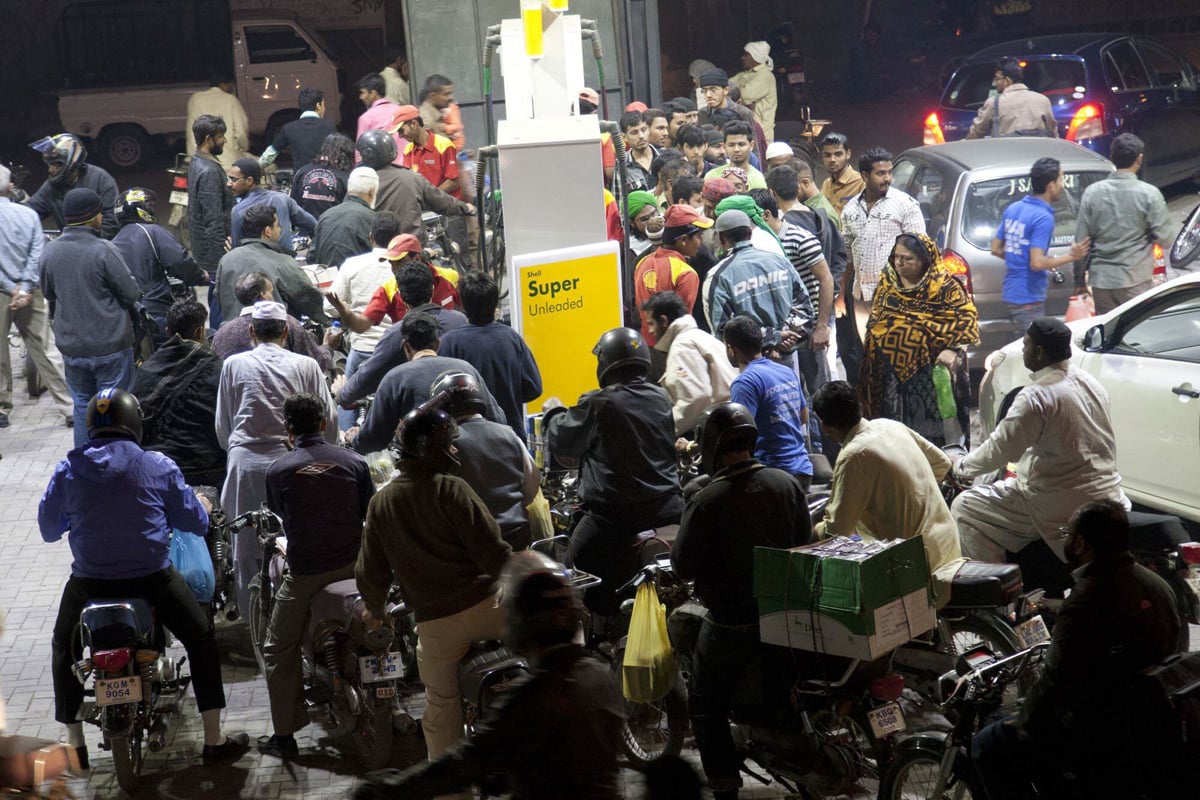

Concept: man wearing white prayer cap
[[732, 41, 778, 140], [215, 298, 338, 614]]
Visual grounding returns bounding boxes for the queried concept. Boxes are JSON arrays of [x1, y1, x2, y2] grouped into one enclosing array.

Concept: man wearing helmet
[[428, 371, 540, 550], [356, 130, 473, 237], [545, 327, 683, 616], [671, 401, 810, 800], [40, 389, 250, 768], [356, 404, 512, 776], [26, 133, 120, 239], [355, 552, 624, 800], [111, 187, 208, 339]]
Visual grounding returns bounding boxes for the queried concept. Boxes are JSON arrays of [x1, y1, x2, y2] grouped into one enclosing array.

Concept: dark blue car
[[924, 34, 1200, 187]]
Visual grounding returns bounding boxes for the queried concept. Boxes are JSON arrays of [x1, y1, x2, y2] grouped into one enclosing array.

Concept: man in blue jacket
[[40, 389, 249, 768]]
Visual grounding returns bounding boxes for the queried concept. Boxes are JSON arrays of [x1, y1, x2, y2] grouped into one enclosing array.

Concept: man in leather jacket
[[354, 552, 623, 800], [971, 500, 1183, 800], [545, 327, 682, 616], [188, 115, 233, 328], [671, 402, 810, 800]]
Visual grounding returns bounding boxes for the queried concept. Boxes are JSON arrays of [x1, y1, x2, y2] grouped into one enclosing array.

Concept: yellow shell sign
[[511, 241, 624, 410]]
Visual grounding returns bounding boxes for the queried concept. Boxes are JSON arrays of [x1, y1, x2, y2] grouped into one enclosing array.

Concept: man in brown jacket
[[356, 405, 511, 784], [966, 58, 1057, 140]]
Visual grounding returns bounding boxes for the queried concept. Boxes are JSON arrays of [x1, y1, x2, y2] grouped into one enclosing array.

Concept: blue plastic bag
[[170, 529, 215, 603]]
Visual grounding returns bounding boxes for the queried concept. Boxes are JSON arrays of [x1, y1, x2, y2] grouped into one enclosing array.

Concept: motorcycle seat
[[944, 562, 1023, 609], [308, 579, 362, 635], [81, 599, 155, 648], [1128, 511, 1190, 553]]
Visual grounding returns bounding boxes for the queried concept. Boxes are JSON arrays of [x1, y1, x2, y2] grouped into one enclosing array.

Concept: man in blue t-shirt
[[991, 157, 1091, 333], [722, 315, 812, 489]]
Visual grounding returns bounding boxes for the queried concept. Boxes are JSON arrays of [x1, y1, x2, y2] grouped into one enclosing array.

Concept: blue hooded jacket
[[39, 438, 209, 580]]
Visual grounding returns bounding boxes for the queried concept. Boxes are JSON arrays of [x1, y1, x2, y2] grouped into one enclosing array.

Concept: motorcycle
[[70, 599, 190, 792], [165, 153, 190, 249], [243, 506, 404, 769], [666, 555, 908, 798], [880, 642, 1049, 800], [421, 210, 465, 273], [197, 486, 235, 624]]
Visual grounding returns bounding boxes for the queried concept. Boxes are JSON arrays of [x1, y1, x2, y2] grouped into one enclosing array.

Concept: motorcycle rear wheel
[[610, 646, 688, 767], [109, 727, 144, 793], [879, 743, 966, 800], [247, 576, 269, 675], [941, 613, 1029, 705], [349, 699, 394, 771]]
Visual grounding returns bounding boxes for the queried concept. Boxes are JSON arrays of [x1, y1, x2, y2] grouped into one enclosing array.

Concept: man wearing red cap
[[634, 205, 711, 345], [392, 106, 461, 198], [327, 234, 458, 334], [579, 88, 616, 187]]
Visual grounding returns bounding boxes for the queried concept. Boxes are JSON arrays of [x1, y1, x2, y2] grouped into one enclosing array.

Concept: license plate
[[169, 190, 189, 207], [375, 685, 396, 699], [867, 701, 906, 737], [1014, 615, 1051, 648], [359, 653, 404, 684], [95, 676, 142, 707]]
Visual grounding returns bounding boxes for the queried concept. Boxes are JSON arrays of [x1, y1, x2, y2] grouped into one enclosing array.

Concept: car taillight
[[172, 176, 188, 190], [923, 112, 945, 146], [870, 673, 905, 702], [91, 648, 132, 672], [943, 248, 973, 295], [1153, 242, 1166, 284], [1066, 103, 1105, 142]]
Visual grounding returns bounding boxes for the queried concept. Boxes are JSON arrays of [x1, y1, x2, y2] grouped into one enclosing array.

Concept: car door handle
[[1172, 385, 1200, 398]]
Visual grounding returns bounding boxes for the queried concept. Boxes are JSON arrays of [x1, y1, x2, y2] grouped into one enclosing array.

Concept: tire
[[99, 125, 152, 171], [109, 729, 144, 794], [1169, 203, 1200, 270], [610, 646, 688, 767], [879, 742, 965, 800], [349, 699, 394, 770], [247, 575, 269, 675]]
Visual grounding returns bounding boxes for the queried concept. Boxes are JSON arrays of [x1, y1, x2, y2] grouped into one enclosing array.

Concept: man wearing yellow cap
[[731, 41, 778, 141]]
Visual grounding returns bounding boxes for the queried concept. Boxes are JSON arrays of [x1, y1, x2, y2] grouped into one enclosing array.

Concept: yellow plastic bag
[[525, 488, 553, 542], [622, 582, 676, 702]]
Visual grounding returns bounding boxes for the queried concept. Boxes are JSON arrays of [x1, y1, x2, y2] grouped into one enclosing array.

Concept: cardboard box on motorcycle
[[754, 537, 937, 661]]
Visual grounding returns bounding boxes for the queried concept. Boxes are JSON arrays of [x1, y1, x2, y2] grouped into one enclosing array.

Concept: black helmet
[[86, 388, 143, 443], [30, 133, 87, 188], [355, 129, 397, 169], [698, 401, 757, 476], [593, 327, 650, 387], [116, 187, 157, 225], [499, 551, 582, 652], [398, 406, 460, 472], [429, 371, 488, 417]]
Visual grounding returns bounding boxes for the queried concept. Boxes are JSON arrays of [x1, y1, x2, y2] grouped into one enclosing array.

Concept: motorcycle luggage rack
[[567, 568, 601, 592]]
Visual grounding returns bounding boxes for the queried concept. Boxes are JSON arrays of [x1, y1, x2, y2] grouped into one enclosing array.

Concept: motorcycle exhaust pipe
[[147, 716, 170, 752]]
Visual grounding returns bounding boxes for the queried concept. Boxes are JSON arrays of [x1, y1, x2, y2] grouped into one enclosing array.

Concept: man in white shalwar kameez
[[216, 301, 336, 615]]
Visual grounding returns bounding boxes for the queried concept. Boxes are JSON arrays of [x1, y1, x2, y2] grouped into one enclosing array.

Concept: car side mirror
[[1082, 323, 1105, 352]]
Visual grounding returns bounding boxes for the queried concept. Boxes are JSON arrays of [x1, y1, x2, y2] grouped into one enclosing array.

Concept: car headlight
[[984, 350, 1006, 371]]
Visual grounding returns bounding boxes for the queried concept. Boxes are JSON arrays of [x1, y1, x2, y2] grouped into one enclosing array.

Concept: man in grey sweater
[[351, 311, 503, 454], [40, 188, 143, 446]]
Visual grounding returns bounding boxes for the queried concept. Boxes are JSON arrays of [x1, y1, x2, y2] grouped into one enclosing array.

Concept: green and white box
[[754, 536, 937, 660]]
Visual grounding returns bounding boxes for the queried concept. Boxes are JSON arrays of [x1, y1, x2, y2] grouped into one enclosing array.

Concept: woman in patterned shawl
[[859, 232, 979, 446]]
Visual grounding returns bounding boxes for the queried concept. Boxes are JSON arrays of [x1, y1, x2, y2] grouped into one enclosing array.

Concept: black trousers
[[568, 498, 683, 616], [52, 568, 226, 724], [835, 291, 864, 388], [689, 618, 761, 794]]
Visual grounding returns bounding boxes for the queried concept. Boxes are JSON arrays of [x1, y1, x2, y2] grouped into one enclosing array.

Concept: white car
[[978, 273, 1200, 524]]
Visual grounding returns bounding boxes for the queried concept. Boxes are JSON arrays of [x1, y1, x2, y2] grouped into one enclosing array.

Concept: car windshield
[[961, 171, 1110, 250], [943, 58, 1089, 110]]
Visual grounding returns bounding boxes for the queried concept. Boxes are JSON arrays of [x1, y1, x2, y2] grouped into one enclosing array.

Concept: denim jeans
[[62, 349, 135, 448], [1006, 302, 1044, 338], [339, 348, 370, 431]]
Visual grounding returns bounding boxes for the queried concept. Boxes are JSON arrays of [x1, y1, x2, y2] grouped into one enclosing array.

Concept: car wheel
[[99, 125, 152, 171], [1170, 202, 1200, 269]]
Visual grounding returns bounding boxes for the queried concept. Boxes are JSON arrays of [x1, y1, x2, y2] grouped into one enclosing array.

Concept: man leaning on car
[[1073, 133, 1171, 315], [965, 58, 1057, 140]]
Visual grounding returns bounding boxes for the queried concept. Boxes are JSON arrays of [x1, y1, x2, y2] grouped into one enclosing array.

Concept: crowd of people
[[0, 39, 1187, 800]]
